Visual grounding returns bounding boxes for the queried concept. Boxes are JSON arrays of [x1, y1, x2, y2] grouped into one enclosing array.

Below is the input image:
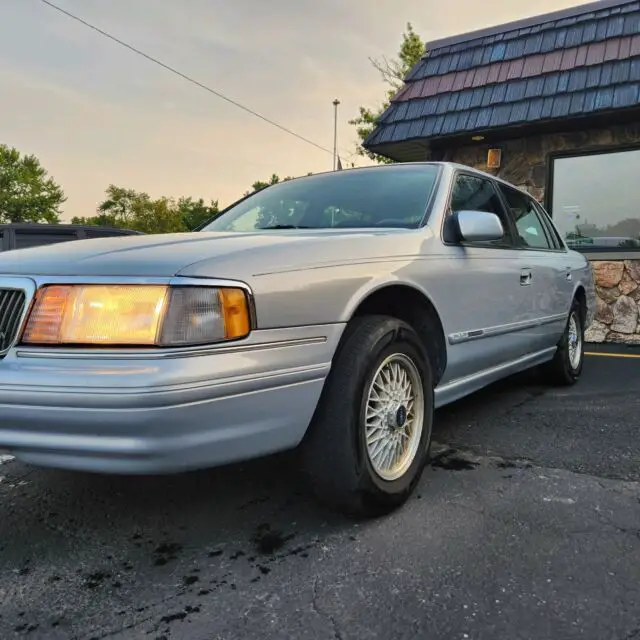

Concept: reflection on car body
[[0, 162, 595, 517]]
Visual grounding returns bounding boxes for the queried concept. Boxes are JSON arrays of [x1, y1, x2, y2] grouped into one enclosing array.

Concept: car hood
[[0, 228, 427, 279]]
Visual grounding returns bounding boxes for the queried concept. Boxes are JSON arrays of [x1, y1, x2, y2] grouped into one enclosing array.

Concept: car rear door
[[495, 183, 569, 353], [432, 171, 535, 385]]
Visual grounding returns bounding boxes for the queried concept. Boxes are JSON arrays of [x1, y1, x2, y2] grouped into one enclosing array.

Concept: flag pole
[[332, 98, 340, 171]]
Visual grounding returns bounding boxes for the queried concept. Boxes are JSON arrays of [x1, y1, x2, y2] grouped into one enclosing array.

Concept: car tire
[[300, 315, 434, 518], [543, 300, 584, 386]]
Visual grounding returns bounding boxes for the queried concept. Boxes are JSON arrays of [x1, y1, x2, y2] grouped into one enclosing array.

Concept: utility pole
[[332, 98, 340, 171]]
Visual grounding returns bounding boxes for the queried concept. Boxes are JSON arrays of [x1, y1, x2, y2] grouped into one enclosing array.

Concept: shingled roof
[[364, 0, 640, 161]]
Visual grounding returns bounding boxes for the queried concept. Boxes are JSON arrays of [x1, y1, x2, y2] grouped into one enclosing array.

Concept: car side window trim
[[442, 170, 519, 250]]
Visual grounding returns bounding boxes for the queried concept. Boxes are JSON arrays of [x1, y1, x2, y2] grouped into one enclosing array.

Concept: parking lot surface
[[1, 349, 639, 640]]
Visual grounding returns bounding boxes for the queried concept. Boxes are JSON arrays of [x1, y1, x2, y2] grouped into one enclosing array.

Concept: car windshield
[[200, 164, 440, 232]]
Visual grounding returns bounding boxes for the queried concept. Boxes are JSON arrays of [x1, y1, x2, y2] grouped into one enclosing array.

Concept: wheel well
[[574, 286, 587, 324], [351, 285, 447, 385]]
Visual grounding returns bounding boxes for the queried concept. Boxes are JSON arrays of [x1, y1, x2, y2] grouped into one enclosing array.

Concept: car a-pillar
[[299, 284, 446, 518]]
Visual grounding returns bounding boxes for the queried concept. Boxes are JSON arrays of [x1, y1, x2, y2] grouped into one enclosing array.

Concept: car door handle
[[520, 269, 532, 286]]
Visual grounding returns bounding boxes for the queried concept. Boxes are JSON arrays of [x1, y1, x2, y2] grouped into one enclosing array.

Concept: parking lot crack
[[499, 387, 548, 419], [311, 578, 344, 640]]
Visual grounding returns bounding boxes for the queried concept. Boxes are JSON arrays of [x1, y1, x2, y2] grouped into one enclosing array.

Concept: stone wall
[[586, 261, 640, 344], [435, 121, 640, 203], [434, 121, 640, 344]]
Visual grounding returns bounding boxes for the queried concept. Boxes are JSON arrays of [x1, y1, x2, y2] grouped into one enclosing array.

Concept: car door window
[[450, 174, 513, 247], [498, 184, 553, 250]]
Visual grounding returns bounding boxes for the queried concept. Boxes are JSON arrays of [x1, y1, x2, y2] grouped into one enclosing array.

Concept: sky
[[1, 0, 586, 221]]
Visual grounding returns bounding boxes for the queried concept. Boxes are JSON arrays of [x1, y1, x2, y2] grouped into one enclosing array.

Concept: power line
[[38, 0, 341, 157]]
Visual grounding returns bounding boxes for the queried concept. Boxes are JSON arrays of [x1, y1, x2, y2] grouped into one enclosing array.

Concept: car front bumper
[[0, 324, 343, 474]]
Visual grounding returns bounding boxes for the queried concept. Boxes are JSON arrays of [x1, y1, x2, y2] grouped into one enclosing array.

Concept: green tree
[[244, 173, 315, 197], [72, 185, 215, 234], [0, 144, 66, 223], [71, 212, 120, 227], [245, 174, 290, 196], [349, 23, 426, 164], [177, 197, 219, 230], [95, 185, 141, 227]]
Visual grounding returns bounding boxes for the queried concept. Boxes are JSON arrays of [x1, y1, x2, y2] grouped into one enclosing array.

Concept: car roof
[[285, 162, 531, 197]]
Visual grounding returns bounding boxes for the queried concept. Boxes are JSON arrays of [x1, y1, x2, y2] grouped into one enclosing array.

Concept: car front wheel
[[301, 315, 434, 518]]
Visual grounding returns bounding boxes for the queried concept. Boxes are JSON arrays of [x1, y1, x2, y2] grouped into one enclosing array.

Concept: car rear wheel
[[543, 300, 584, 386], [301, 315, 434, 518]]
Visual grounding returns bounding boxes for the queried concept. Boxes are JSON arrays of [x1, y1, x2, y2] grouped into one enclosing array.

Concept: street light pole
[[332, 98, 340, 171]]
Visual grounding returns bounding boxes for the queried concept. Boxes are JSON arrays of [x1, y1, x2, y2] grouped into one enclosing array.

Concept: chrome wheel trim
[[567, 311, 582, 370], [364, 353, 425, 482]]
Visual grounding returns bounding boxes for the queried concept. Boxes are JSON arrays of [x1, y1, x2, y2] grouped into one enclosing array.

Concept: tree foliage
[[244, 173, 315, 196], [349, 23, 426, 164], [71, 185, 219, 234], [0, 144, 66, 223], [177, 196, 221, 230], [245, 174, 292, 196], [0, 141, 320, 234], [72, 174, 318, 235]]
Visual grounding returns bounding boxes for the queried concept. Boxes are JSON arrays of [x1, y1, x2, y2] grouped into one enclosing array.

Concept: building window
[[549, 147, 640, 251]]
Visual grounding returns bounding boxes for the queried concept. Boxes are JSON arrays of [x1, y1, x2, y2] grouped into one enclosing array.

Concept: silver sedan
[[0, 162, 595, 517]]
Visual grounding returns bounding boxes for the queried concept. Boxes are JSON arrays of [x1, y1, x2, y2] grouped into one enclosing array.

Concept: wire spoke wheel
[[364, 353, 425, 482], [302, 316, 434, 517], [567, 311, 582, 370]]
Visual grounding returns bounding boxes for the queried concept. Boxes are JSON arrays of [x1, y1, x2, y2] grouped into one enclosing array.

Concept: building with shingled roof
[[365, 0, 640, 344]]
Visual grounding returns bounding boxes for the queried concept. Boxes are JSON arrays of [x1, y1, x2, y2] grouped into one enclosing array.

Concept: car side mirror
[[444, 210, 504, 243]]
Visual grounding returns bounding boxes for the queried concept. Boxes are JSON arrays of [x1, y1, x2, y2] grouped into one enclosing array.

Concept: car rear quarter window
[[14, 230, 79, 250], [498, 184, 554, 250]]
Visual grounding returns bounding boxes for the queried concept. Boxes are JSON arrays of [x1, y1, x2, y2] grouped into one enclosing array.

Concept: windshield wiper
[[258, 224, 311, 230]]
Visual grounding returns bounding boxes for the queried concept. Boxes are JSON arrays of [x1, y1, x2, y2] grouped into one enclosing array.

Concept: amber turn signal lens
[[219, 288, 251, 339], [22, 284, 169, 345]]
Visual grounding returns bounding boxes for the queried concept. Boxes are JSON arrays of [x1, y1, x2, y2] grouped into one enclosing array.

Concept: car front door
[[433, 171, 535, 386], [495, 183, 569, 353]]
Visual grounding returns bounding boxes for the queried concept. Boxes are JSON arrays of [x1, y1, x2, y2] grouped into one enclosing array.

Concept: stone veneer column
[[585, 260, 640, 344]]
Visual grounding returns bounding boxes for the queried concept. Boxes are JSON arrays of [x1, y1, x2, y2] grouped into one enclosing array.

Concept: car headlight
[[21, 284, 251, 347]]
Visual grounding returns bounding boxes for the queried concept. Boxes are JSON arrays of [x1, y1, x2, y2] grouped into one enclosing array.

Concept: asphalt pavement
[[1, 350, 639, 640]]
